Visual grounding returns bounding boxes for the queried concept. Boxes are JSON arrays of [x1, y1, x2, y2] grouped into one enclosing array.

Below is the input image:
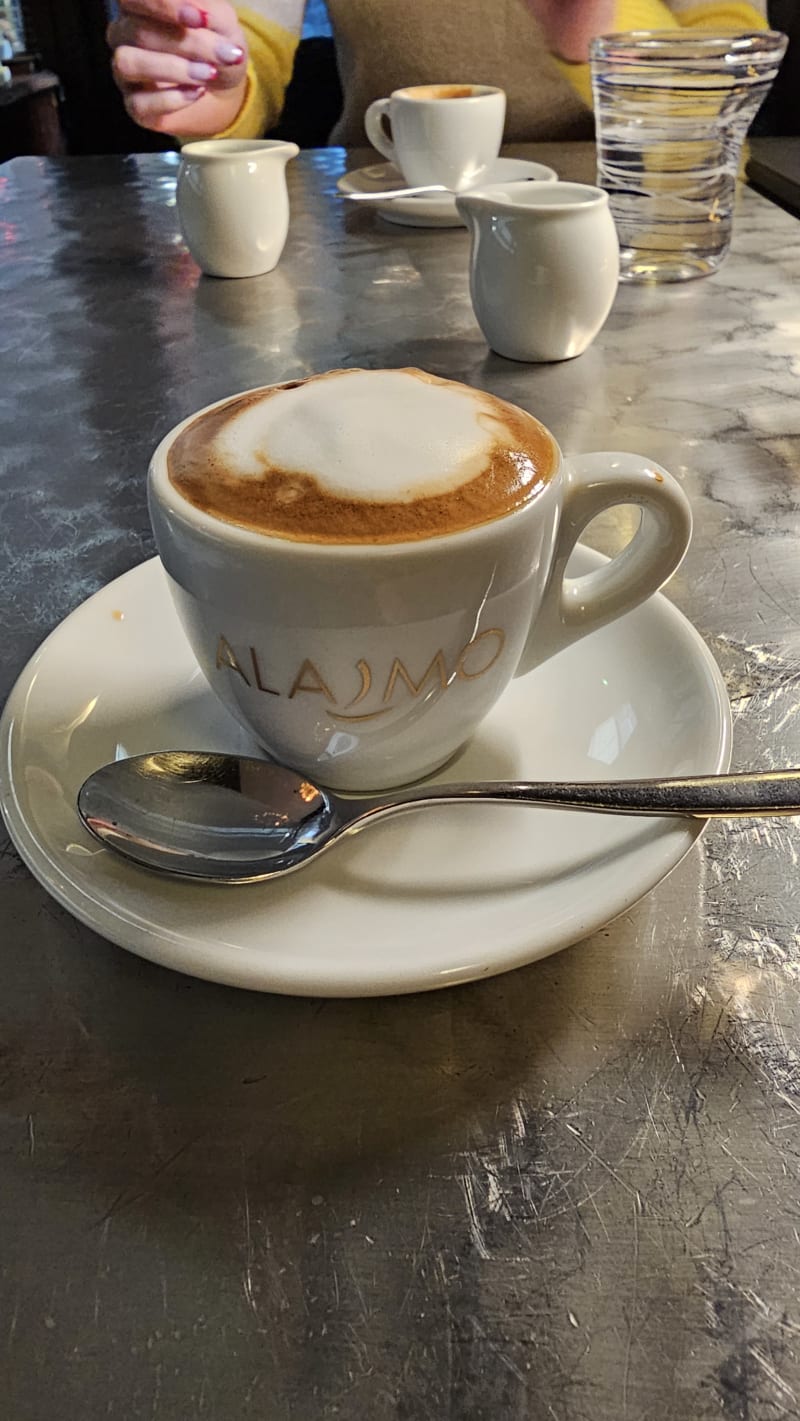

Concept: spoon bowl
[[77, 752, 800, 885]]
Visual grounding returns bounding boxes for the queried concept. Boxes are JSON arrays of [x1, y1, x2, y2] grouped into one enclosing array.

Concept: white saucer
[[337, 156, 559, 228], [0, 551, 730, 998]]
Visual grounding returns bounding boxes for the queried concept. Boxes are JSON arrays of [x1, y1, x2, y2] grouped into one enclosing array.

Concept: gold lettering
[[383, 651, 448, 705], [456, 628, 506, 680], [216, 635, 251, 686], [288, 659, 337, 702], [330, 706, 393, 723], [344, 659, 372, 709], [250, 647, 279, 696]]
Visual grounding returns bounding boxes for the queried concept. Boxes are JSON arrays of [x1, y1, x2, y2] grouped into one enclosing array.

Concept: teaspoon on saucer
[[342, 177, 546, 203], [77, 752, 800, 886], [343, 183, 450, 201]]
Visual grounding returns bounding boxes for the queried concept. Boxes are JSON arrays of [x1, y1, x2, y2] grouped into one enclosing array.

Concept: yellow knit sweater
[[222, 0, 768, 143]]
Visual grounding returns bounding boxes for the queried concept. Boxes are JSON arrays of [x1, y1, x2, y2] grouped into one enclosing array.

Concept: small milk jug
[[178, 139, 299, 280], [456, 181, 619, 362]]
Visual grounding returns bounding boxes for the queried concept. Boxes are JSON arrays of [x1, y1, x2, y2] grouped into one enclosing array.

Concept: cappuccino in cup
[[167, 368, 556, 544], [149, 368, 692, 791], [363, 84, 506, 192]]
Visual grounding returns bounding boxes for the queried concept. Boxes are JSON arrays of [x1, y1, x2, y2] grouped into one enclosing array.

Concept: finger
[[113, 44, 219, 90], [117, 0, 240, 39], [123, 83, 207, 131], [108, 17, 246, 73]]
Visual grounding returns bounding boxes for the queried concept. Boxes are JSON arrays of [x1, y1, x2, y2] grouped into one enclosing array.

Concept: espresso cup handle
[[515, 452, 692, 677], [364, 98, 397, 164]]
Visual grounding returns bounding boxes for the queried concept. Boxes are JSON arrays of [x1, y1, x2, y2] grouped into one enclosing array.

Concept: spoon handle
[[343, 184, 449, 201], [351, 770, 800, 822]]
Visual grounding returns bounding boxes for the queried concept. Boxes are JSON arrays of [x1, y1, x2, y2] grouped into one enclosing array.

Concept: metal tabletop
[[2, 145, 800, 1420]]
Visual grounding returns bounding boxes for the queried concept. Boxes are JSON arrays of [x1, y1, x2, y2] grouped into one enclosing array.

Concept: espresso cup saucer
[[337, 157, 559, 228], [0, 549, 731, 999]]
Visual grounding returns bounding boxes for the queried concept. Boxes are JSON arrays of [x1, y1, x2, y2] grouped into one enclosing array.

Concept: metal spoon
[[77, 752, 800, 886], [343, 184, 450, 201], [343, 176, 542, 203]]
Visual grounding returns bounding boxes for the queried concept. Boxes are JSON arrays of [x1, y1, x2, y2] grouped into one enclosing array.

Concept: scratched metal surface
[[2, 146, 800, 1419]]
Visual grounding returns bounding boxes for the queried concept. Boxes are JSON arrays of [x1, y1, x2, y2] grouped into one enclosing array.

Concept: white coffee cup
[[456, 181, 620, 362], [177, 138, 299, 279], [364, 84, 506, 192], [148, 371, 691, 793]]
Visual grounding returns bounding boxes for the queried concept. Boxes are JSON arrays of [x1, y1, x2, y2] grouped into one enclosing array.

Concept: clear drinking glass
[[590, 30, 788, 283]]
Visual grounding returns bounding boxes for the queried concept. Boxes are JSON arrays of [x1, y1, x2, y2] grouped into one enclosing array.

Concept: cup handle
[[364, 98, 396, 164], [515, 452, 692, 677]]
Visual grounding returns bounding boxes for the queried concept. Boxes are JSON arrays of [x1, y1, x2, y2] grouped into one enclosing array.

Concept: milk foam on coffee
[[167, 368, 556, 544]]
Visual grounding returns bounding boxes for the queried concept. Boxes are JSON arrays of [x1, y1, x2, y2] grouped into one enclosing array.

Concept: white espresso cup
[[177, 138, 299, 279], [148, 369, 691, 793], [457, 181, 620, 362], [364, 84, 506, 192]]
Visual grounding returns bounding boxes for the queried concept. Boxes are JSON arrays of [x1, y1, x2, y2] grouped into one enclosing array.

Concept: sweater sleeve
[[555, 0, 769, 110], [215, 6, 299, 139]]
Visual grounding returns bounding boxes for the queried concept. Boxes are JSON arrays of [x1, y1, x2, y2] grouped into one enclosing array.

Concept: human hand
[[108, 0, 249, 135], [524, 0, 614, 62]]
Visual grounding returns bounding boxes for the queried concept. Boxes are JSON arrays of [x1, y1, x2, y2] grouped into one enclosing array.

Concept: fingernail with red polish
[[188, 61, 217, 81], [216, 41, 245, 65], [178, 5, 206, 27]]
